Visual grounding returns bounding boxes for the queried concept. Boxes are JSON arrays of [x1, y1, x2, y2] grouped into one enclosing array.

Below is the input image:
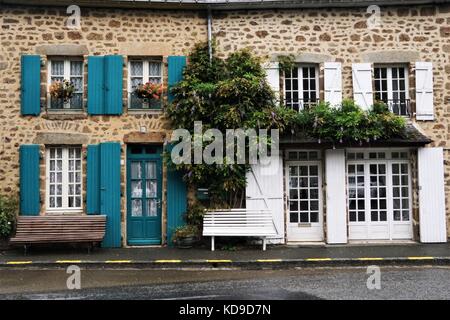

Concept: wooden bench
[[9, 215, 107, 253], [203, 209, 277, 251]]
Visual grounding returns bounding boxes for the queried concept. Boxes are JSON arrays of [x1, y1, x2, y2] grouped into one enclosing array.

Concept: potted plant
[[0, 196, 18, 250], [172, 225, 199, 249], [49, 79, 75, 103]]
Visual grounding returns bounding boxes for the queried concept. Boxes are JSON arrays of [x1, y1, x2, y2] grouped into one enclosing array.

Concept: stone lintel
[[123, 131, 166, 144], [36, 44, 89, 56], [33, 132, 89, 145], [361, 50, 421, 63], [271, 53, 335, 63], [119, 43, 171, 57]]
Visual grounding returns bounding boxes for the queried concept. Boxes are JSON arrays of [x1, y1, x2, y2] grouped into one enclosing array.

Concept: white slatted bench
[[203, 209, 277, 251]]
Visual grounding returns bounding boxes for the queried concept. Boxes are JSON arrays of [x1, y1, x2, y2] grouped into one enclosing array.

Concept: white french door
[[286, 161, 324, 242], [347, 159, 412, 240]]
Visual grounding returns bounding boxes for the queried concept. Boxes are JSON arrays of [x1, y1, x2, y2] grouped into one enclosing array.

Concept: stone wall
[[0, 4, 449, 241]]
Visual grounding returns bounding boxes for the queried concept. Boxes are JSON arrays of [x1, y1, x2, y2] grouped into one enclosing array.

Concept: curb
[[1, 256, 450, 269]]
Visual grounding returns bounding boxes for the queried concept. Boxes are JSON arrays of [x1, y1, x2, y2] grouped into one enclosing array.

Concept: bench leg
[[211, 236, 215, 252], [262, 237, 266, 251], [24, 245, 28, 256]]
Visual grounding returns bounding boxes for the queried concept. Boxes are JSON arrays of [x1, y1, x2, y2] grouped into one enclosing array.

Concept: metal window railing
[[387, 99, 411, 117]]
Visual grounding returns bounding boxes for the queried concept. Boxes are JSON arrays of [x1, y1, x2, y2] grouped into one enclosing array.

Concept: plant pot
[[175, 236, 197, 249]]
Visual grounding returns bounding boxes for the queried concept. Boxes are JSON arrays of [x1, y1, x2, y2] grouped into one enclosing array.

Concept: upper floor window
[[46, 146, 83, 213], [284, 64, 319, 112], [128, 58, 163, 110], [374, 65, 410, 116], [48, 58, 84, 110]]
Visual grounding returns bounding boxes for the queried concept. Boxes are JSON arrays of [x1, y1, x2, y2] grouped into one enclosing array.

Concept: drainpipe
[[207, 6, 212, 62]]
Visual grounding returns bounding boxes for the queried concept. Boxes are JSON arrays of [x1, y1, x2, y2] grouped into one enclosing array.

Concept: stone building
[[0, 0, 448, 247]]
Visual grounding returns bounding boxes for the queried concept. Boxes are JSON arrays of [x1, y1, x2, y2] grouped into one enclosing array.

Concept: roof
[[2, 0, 449, 10], [280, 123, 432, 148]]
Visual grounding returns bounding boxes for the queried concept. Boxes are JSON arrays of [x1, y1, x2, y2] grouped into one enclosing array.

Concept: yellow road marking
[[56, 260, 82, 263], [206, 260, 232, 263], [306, 258, 332, 262], [105, 260, 132, 263], [357, 257, 385, 261], [6, 261, 32, 265], [154, 260, 182, 263], [256, 259, 283, 263], [407, 256, 434, 260]]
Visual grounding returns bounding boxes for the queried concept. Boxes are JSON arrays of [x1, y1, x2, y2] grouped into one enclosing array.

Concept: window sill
[[42, 111, 87, 121], [45, 211, 84, 215], [127, 109, 163, 115]]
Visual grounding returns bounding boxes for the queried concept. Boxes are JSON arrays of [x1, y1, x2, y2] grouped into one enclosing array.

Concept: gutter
[[1, 0, 449, 10]]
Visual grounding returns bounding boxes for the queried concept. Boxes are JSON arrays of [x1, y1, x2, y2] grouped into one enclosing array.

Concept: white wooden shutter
[[325, 149, 348, 244], [324, 62, 342, 108], [352, 63, 373, 110], [415, 62, 434, 121], [418, 147, 447, 243], [264, 62, 280, 103], [246, 155, 284, 244]]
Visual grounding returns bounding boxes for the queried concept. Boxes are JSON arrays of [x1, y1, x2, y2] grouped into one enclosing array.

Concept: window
[[46, 146, 82, 212], [284, 64, 319, 111], [48, 58, 84, 110], [128, 59, 163, 110], [287, 150, 320, 161], [374, 65, 409, 116]]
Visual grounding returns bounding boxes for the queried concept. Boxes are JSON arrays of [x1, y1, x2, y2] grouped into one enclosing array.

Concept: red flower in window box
[[134, 82, 164, 101]]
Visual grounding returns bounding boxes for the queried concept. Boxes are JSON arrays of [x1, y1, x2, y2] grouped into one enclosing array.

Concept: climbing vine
[[165, 42, 406, 206]]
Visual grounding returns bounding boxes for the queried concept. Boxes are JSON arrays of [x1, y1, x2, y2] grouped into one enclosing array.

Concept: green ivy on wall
[[165, 42, 406, 206]]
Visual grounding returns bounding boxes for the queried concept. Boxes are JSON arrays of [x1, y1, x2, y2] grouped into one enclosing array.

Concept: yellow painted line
[[55, 260, 82, 263], [206, 260, 232, 263], [256, 259, 283, 263], [357, 257, 385, 261], [305, 258, 332, 262], [407, 256, 434, 260], [6, 261, 33, 265], [105, 260, 132, 264], [154, 260, 182, 263]]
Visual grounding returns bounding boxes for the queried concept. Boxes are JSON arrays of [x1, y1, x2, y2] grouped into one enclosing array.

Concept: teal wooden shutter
[[21, 55, 41, 116], [166, 143, 187, 244], [86, 145, 100, 214], [87, 56, 105, 115], [100, 142, 122, 248], [167, 56, 186, 103], [104, 55, 123, 115], [19, 145, 40, 215]]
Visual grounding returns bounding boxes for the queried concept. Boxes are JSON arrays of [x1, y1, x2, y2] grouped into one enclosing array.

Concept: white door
[[286, 161, 324, 242], [347, 154, 412, 240], [246, 155, 285, 244]]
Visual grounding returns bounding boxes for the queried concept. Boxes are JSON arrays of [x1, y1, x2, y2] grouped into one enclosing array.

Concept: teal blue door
[[127, 145, 163, 245]]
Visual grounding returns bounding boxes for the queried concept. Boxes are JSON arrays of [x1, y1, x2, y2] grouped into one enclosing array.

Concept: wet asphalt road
[[1, 266, 450, 300]]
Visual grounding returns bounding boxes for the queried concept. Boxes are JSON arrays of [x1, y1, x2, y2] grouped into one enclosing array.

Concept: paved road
[[1, 266, 450, 300]]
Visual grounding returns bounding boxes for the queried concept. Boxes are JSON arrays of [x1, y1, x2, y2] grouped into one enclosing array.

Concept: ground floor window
[[46, 146, 83, 213], [346, 149, 412, 240]]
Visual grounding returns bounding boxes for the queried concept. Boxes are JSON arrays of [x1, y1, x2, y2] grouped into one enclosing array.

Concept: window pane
[[146, 181, 157, 198], [51, 61, 64, 76], [146, 199, 157, 217], [70, 61, 83, 76], [130, 61, 143, 76]]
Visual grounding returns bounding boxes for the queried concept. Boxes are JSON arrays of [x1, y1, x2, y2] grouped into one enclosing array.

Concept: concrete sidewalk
[[1, 243, 449, 269]]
